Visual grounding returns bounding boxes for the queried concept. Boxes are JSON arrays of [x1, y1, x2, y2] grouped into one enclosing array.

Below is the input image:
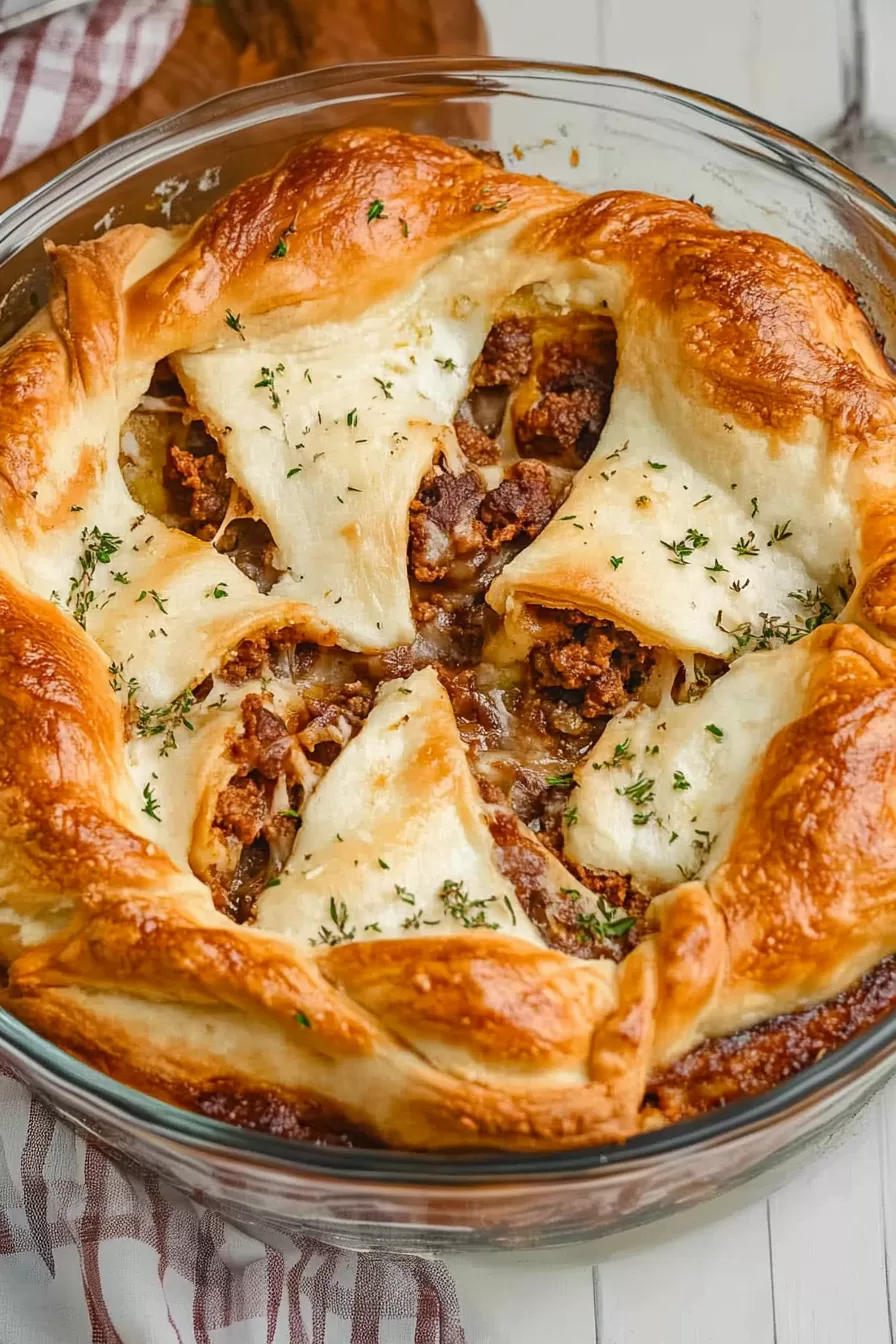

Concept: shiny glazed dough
[[2, 128, 896, 1149]]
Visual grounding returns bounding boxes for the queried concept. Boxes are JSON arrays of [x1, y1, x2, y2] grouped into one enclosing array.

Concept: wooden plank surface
[[449, 1259, 597, 1343]]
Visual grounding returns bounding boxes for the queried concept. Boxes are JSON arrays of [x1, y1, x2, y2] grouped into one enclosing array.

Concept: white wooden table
[[455, 1, 896, 1339]]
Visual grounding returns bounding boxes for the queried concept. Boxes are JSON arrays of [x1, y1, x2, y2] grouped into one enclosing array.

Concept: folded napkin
[[0, 0, 188, 178], [0, 1063, 467, 1342]]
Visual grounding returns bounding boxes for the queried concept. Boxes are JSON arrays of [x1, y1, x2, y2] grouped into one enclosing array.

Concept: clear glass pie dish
[[2, 57, 896, 1260]]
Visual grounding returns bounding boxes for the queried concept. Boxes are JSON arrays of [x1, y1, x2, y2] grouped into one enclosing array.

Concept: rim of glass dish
[[2, 57, 896, 1185]]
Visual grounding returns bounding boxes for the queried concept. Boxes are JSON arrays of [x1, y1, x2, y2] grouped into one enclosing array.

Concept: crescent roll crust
[[2, 127, 896, 1151]]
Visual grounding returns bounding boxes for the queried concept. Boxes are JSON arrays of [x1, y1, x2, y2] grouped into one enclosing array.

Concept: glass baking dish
[[2, 58, 896, 1260]]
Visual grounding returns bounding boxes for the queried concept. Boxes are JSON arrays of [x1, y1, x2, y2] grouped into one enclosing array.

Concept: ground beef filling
[[219, 628, 318, 685], [454, 312, 618, 469], [408, 460, 554, 584], [210, 675, 375, 921], [165, 442, 230, 540], [473, 315, 534, 387], [529, 609, 655, 719], [515, 325, 617, 465], [453, 417, 501, 466], [189, 1086, 379, 1147], [210, 694, 303, 920], [648, 955, 896, 1122], [488, 810, 640, 962]]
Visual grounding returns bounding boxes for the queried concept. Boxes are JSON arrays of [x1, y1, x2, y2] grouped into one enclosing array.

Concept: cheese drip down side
[[255, 667, 543, 947], [565, 641, 815, 890]]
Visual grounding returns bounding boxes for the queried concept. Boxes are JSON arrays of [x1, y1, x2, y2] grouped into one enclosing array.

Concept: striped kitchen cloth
[[0, 0, 188, 178], [0, 1063, 467, 1342]]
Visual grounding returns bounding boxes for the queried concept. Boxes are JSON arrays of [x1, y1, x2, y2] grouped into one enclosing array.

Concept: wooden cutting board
[[0, 0, 487, 210]]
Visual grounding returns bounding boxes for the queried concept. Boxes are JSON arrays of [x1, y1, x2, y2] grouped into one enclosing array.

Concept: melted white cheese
[[255, 667, 542, 947], [566, 641, 814, 889], [489, 281, 854, 657], [174, 223, 547, 652], [124, 677, 291, 869]]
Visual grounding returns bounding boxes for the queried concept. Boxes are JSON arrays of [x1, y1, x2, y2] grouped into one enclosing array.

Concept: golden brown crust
[[2, 127, 896, 1151]]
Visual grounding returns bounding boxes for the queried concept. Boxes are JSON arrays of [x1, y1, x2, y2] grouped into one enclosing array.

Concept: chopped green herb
[[610, 555, 624, 570], [694, 494, 712, 507], [136, 688, 195, 756], [705, 723, 724, 740], [564, 804, 579, 827], [661, 528, 709, 565], [574, 898, 636, 941], [347, 408, 358, 428], [439, 879, 498, 929], [67, 526, 122, 627], [593, 738, 635, 770], [546, 772, 574, 788], [255, 364, 285, 410], [374, 377, 393, 399], [311, 897, 356, 946], [616, 773, 655, 805], [648, 460, 666, 470], [677, 828, 718, 880], [224, 309, 245, 339], [286, 466, 302, 478], [733, 531, 759, 557], [137, 588, 168, 613], [109, 660, 139, 701], [141, 782, 161, 821], [769, 520, 793, 544], [367, 199, 386, 222], [377, 857, 390, 870], [112, 571, 129, 584], [672, 770, 691, 791], [295, 1011, 311, 1028], [399, 217, 409, 238], [435, 356, 456, 371], [751, 496, 759, 518]]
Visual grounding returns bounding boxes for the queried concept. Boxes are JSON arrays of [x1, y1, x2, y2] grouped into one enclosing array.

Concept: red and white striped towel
[[0, 1063, 467, 1342], [0, 0, 188, 178]]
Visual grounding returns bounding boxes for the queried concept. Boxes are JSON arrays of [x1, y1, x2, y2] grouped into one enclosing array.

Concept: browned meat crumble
[[165, 441, 230, 540]]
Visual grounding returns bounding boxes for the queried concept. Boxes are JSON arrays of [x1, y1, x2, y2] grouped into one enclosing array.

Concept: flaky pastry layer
[[2, 128, 896, 1150]]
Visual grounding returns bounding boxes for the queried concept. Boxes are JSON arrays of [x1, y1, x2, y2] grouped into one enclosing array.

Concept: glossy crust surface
[[2, 128, 896, 1150]]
